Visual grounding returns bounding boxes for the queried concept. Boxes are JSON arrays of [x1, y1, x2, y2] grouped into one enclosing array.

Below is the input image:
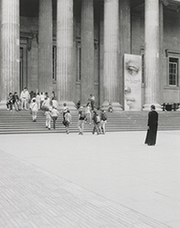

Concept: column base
[[58, 101, 76, 111], [0, 101, 7, 109], [143, 103, 162, 111], [176, 105, 180, 111], [102, 101, 123, 112]]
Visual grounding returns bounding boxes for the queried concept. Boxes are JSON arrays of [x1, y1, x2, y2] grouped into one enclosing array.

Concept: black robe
[[145, 110, 158, 146]]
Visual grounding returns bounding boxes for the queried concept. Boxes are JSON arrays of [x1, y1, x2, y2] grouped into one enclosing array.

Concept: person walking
[[89, 94, 95, 111], [45, 108, 52, 130], [51, 106, 59, 130], [85, 103, 92, 124], [42, 93, 51, 111], [40, 92, 45, 109], [62, 103, 69, 123], [51, 91, 56, 100], [145, 105, 159, 146], [100, 108, 107, 134], [78, 106, 86, 135], [92, 110, 101, 135], [64, 110, 72, 134], [29, 98, 38, 122], [36, 92, 41, 110]]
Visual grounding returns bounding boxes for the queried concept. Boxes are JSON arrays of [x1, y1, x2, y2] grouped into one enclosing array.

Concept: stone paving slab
[[0, 150, 171, 228]]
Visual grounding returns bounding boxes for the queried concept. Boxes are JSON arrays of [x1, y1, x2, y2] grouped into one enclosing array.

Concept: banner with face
[[124, 54, 142, 111]]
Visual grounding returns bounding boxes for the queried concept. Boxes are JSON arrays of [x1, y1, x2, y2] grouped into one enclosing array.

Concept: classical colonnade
[[0, 0, 162, 110]]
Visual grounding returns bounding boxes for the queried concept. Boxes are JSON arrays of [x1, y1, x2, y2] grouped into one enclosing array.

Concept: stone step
[[0, 109, 180, 134]]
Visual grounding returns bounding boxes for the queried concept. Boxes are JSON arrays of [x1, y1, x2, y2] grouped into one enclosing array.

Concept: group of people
[[77, 105, 107, 135], [6, 92, 20, 111], [6, 87, 56, 112], [6, 88, 158, 144], [43, 98, 107, 135]]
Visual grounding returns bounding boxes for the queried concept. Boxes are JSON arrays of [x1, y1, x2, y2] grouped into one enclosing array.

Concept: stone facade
[[0, 0, 180, 110]]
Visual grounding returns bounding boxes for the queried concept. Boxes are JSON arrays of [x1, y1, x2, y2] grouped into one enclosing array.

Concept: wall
[[131, 8, 180, 105], [163, 9, 180, 103]]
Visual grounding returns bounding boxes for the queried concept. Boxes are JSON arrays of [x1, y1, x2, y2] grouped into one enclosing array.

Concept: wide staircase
[[0, 109, 180, 134]]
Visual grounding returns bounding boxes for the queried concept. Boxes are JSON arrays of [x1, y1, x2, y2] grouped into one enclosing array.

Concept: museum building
[[0, 0, 180, 111]]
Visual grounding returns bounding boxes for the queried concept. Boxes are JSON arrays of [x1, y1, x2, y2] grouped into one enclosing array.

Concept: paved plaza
[[0, 131, 180, 227]]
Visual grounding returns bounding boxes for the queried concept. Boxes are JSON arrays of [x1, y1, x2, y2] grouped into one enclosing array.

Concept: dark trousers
[[52, 116, 57, 129], [7, 102, 13, 111]]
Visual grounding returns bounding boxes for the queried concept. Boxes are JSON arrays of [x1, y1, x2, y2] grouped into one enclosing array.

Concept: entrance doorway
[[20, 46, 27, 93]]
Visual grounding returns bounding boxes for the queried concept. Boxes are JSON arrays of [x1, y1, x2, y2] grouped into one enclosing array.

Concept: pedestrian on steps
[[78, 106, 86, 135], [51, 106, 59, 130], [100, 108, 107, 134], [45, 108, 52, 130], [64, 110, 72, 134], [92, 110, 101, 135], [29, 98, 38, 122]]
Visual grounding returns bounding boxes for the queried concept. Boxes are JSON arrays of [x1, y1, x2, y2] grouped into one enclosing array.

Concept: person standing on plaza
[[29, 98, 38, 122], [51, 106, 59, 130], [100, 108, 107, 134], [78, 106, 86, 135], [20, 87, 30, 110], [145, 105, 159, 146], [64, 110, 72, 134]]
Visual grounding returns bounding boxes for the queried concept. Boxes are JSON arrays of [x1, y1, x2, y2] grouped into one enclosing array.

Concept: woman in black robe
[[145, 105, 158, 146]]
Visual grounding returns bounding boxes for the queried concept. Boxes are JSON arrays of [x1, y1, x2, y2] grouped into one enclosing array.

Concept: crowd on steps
[[6, 88, 107, 135]]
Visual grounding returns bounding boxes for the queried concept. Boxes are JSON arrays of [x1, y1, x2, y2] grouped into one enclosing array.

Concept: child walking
[[29, 98, 38, 122]]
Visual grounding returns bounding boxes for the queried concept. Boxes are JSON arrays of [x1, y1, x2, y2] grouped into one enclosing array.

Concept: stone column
[[143, 0, 161, 111], [99, 1, 104, 106], [81, 0, 94, 105], [119, 0, 131, 108], [56, 0, 75, 109], [159, 1, 164, 109], [103, 0, 122, 111], [38, 0, 53, 95], [0, 0, 20, 105]]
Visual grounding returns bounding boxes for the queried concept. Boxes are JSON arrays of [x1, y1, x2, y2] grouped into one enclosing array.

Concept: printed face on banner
[[124, 54, 142, 111]]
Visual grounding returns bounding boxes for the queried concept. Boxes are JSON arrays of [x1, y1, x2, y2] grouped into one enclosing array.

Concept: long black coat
[[145, 110, 158, 146]]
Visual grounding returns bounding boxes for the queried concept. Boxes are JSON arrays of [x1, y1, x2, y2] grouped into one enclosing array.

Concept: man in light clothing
[[20, 87, 30, 110], [29, 98, 38, 122]]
